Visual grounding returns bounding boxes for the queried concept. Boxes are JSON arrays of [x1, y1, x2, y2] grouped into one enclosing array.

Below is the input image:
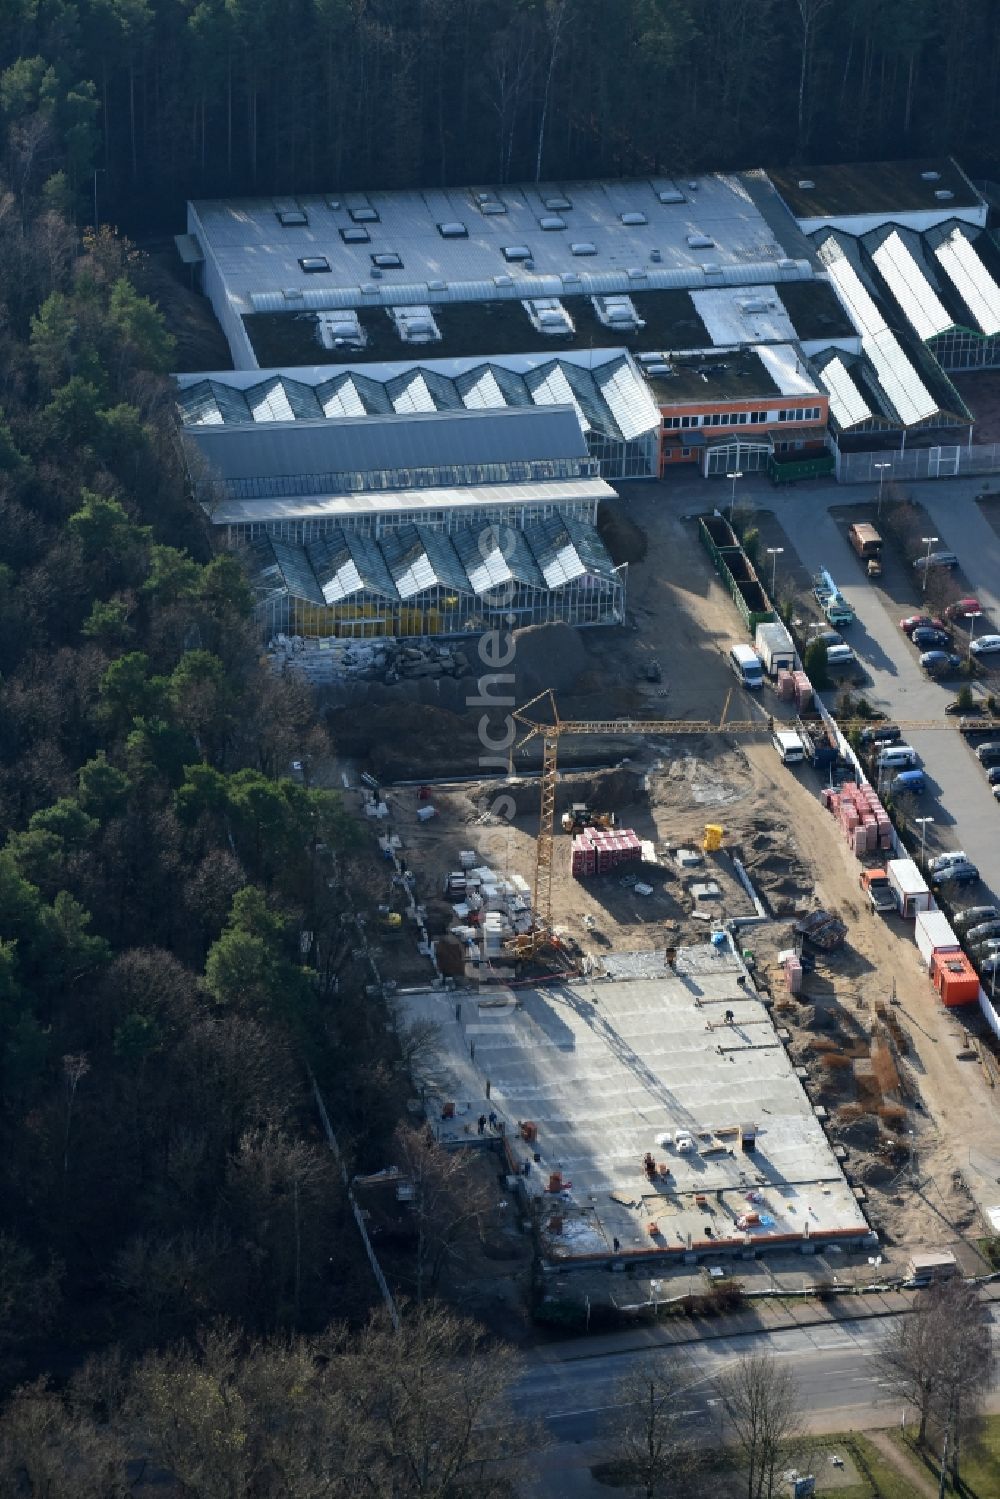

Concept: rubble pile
[[267, 635, 474, 682]]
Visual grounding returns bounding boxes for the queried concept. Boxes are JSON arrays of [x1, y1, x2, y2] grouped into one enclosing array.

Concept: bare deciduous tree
[[604, 1358, 700, 1498], [877, 1293, 942, 1444], [394, 1124, 493, 1303], [719, 1348, 804, 1499], [346, 1304, 529, 1498], [879, 1278, 994, 1491]]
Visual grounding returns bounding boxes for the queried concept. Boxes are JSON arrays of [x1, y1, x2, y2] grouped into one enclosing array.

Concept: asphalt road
[[776, 489, 1000, 913], [515, 1306, 1000, 1496]]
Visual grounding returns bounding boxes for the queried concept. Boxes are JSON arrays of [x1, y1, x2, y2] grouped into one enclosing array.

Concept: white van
[[773, 730, 805, 765], [729, 643, 763, 690], [877, 744, 919, 770]]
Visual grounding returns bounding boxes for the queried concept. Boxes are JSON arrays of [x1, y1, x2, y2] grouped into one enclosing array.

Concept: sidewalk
[[538, 1279, 1000, 1364]]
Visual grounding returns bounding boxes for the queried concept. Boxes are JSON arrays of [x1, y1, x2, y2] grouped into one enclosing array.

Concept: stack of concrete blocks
[[792, 670, 813, 712], [447, 853, 533, 967], [821, 782, 893, 857], [571, 828, 643, 878]]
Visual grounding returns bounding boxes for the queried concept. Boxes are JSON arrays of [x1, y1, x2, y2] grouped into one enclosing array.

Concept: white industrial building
[[172, 160, 998, 642]]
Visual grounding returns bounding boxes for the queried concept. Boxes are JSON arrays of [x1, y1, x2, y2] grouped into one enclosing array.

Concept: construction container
[[886, 859, 931, 918], [703, 824, 724, 852], [931, 950, 981, 1007], [755, 620, 797, 676], [914, 909, 961, 968], [776, 668, 795, 701]]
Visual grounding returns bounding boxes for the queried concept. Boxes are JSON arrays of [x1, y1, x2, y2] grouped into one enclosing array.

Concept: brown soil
[[335, 482, 1000, 1264], [952, 370, 1000, 445]]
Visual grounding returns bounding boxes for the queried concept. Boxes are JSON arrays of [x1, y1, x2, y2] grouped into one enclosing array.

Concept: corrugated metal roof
[[211, 475, 614, 526], [185, 405, 590, 487]]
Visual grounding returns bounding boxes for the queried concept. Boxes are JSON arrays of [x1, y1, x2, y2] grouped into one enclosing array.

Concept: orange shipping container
[[931, 950, 980, 1007]]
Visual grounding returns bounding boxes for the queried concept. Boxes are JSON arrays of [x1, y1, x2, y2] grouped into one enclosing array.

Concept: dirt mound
[[596, 502, 648, 566], [511, 622, 586, 697], [835, 1111, 881, 1151]]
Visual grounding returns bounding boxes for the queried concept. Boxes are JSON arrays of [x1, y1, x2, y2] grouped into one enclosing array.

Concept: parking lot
[[773, 487, 1000, 922]]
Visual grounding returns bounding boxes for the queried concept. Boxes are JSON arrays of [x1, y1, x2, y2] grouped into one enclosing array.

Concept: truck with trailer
[[812, 568, 855, 627], [754, 620, 797, 676], [886, 858, 932, 918], [859, 867, 898, 914], [848, 522, 884, 578]]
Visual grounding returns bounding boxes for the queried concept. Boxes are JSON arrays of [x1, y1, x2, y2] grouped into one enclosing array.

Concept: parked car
[[964, 919, 1000, 943], [953, 905, 1000, 932], [809, 628, 844, 648], [931, 860, 979, 887], [860, 723, 901, 747], [913, 551, 959, 572], [919, 650, 962, 675], [930, 849, 969, 871], [890, 769, 926, 797], [911, 626, 951, 649], [970, 938, 1000, 959], [825, 643, 856, 669], [976, 742, 1000, 765], [900, 614, 945, 636], [945, 597, 983, 622], [994, 785, 1000, 801], [970, 634, 1000, 657], [977, 955, 1000, 979], [988, 766, 1000, 785]]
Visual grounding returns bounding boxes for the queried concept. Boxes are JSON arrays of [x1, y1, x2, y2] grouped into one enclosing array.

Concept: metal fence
[[836, 442, 1000, 485]]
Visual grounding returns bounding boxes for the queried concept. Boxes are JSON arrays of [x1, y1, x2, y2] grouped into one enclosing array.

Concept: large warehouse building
[[174, 158, 999, 637]]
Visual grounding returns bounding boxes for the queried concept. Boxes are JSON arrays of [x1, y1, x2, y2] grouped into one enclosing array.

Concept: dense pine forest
[[3, 0, 1000, 233]]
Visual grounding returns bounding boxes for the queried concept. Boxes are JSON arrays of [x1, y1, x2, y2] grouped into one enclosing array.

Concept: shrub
[[957, 683, 975, 712], [741, 526, 761, 567], [804, 638, 829, 689]]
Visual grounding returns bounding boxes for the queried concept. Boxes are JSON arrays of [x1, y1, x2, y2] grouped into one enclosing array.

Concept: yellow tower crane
[[508, 689, 992, 956]]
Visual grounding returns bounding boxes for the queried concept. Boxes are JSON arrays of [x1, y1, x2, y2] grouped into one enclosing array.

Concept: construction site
[[323, 482, 1000, 1303]]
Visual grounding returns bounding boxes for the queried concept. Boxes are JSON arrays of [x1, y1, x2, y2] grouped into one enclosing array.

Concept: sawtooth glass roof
[[305, 529, 398, 603], [931, 224, 1000, 337], [177, 353, 661, 450], [246, 515, 616, 606], [815, 354, 872, 430], [868, 230, 953, 343], [815, 233, 939, 426]]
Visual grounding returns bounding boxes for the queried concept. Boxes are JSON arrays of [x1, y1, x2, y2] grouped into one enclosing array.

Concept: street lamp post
[[874, 461, 891, 519], [766, 546, 784, 599], [967, 609, 983, 660], [920, 536, 939, 595], [914, 816, 934, 869], [726, 469, 743, 528]]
